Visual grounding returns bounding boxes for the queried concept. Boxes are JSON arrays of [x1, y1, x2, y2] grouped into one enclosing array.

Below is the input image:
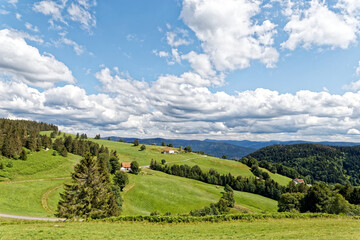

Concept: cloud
[[336, 0, 360, 15], [33, 0, 65, 22], [61, 37, 85, 55], [0, 29, 75, 88], [33, 0, 97, 30], [25, 22, 40, 32], [0, 9, 10, 15], [8, 0, 18, 7], [3, 65, 360, 141], [282, 0, 358, 50], [166, 28, 191, 47], [180, 0, 279, 71], [67, 3, 96, 30], [342, 60, 360, 91], [347, 128, 360, 135], [343, 80, 360, 91], [356, 61, 360, 76], [15, 13, 21, 20]]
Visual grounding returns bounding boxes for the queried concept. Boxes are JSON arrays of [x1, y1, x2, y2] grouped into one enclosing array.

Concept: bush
[[140, 145, 146, 151], [150, 211, 161, 216]]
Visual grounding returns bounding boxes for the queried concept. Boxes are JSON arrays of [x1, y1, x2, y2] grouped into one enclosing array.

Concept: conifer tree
[[57, 153, 120, 219]]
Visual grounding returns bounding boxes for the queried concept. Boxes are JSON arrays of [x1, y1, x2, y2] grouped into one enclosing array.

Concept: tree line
[[150, 160, 285, 200]]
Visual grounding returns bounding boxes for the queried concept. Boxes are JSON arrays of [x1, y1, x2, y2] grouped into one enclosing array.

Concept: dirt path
[[41, 184, 65, 215], [0, 213, 65, 221], [0, 177, 71, 184]]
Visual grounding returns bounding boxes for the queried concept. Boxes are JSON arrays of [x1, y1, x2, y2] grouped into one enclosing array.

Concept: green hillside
[[41, 131, 291, 186], [0, 133, 280, 218], [247, 143, 360, 185]]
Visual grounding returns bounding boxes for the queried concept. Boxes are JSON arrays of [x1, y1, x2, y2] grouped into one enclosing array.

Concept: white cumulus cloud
[[180, 0, 279, 71], [0, 29, 75, 88]]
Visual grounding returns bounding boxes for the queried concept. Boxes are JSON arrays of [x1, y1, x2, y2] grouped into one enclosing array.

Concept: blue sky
[[1, 0, 360, 141]]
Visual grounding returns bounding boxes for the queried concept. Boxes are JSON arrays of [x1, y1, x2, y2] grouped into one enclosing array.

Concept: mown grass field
[[1, 217, 360, 240]]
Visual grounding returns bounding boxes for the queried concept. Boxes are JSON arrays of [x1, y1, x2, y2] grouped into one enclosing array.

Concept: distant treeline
[[247, 144, 360, 185], [150, 160, 285, 200]]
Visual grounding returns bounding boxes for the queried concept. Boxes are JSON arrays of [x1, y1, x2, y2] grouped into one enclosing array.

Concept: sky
[[1, 0, 360, 142]]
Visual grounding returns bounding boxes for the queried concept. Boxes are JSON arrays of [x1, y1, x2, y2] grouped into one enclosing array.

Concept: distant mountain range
[[105, 136, 360, 160]]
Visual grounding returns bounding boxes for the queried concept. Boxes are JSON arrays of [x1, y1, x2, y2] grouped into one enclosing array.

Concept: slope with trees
[[247, 144, 360, 185]]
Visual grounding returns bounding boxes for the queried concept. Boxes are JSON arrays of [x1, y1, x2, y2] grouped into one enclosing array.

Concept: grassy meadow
[[1, 217, 360, 240], [121, 168, 277, 215], [0, 133, 282, 218]]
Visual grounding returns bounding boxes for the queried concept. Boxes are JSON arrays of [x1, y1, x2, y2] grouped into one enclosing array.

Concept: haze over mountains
[[106, 137, 360, 160]]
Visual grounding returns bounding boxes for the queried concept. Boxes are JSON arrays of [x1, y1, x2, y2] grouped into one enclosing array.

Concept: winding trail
[[41, 184, 65, 215]]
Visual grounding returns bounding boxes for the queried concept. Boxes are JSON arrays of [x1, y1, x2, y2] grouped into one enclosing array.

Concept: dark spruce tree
[[57, 153, 120, 219]]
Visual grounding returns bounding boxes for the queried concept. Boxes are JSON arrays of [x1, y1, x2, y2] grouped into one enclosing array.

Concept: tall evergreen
[[57, 153, 119, 219]]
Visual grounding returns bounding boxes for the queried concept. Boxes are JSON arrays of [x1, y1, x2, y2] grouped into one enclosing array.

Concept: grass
[[40, 131, 291, 186], [0, 150, 81, 181], [1, 218, 360, 239], [121, 168, 277, 215], [0, 179, 68, 217], [0, 133, 280, 217]]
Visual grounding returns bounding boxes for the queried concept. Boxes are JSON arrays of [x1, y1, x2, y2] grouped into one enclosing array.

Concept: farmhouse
[[293, 178, 305, 184], [120, 162, 131, 171], [163, 148, 178, 154]]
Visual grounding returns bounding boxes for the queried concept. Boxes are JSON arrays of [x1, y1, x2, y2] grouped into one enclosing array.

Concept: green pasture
[[1, 218, 360, 240]]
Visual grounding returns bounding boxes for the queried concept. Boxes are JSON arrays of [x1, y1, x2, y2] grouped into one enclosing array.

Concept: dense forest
[[247, 144, 360, 185], [0, 119, 57, 159]]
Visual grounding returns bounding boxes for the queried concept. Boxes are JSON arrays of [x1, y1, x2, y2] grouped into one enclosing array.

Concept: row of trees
[[150, 160, 285, 200]]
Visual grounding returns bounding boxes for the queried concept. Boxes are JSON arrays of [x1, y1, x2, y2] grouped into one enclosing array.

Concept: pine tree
[[57, 153, 120, 219]]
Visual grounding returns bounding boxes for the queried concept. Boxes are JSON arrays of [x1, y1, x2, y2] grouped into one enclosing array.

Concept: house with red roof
[[293, 178, 305, 184], [163, 148, 179, 154], [120, 162, 131, 171]]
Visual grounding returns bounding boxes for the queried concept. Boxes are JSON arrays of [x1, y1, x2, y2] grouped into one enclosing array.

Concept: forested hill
[[247, 144, 360, 186], [0, 119, 58, 158]]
